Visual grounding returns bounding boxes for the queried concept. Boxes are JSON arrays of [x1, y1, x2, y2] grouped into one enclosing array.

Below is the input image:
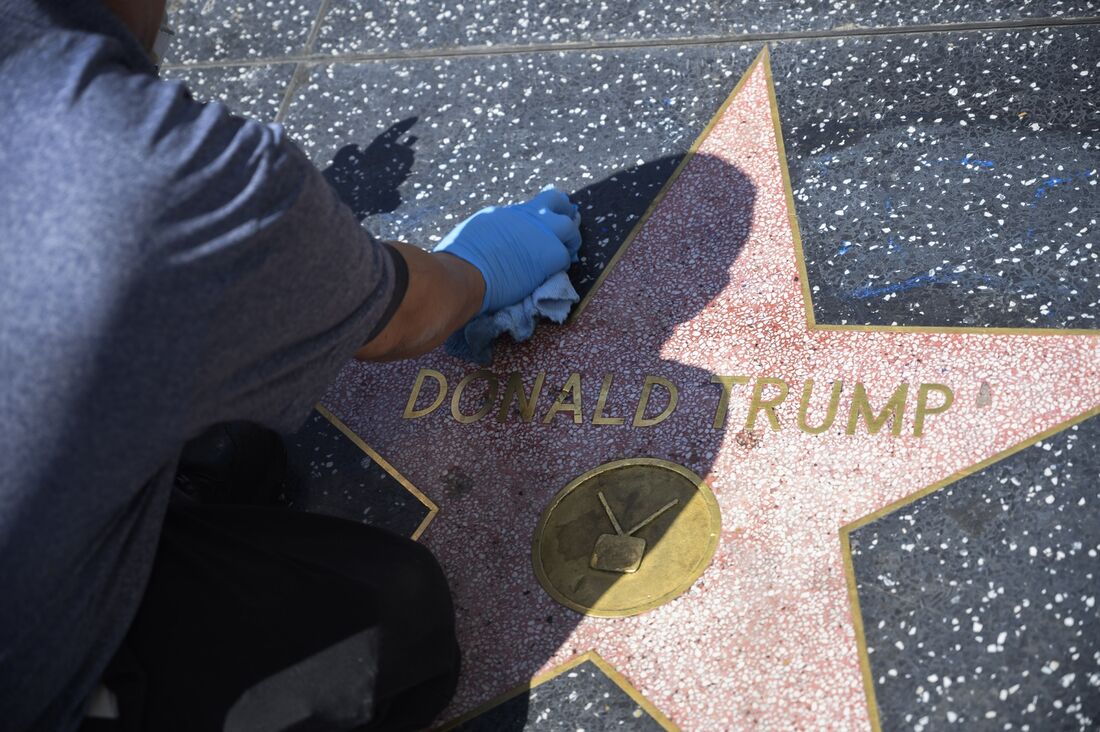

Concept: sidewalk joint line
[[163, 14, 1100, 71]]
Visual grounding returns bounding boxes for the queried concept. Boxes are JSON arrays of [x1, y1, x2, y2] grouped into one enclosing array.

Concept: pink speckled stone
[[323, 58, 1100, 730]]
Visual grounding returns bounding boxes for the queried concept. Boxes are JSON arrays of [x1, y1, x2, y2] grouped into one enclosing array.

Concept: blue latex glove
[[434, 186, 582, 314]]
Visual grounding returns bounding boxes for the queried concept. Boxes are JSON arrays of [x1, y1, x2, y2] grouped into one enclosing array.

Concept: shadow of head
[[452, 153, 755, 730], [567, 153, 754, 319], [246, 151, 755, 731], [322, 117, 418, 221], [560, 150, 757, 577], [565, 152, 756, 348]]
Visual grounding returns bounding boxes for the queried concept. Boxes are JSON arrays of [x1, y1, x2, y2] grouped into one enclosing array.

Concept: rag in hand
[[445, 271, 579, 365]]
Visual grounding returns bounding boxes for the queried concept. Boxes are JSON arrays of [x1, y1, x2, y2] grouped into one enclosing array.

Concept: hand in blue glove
[[434, 186, 582, 315]]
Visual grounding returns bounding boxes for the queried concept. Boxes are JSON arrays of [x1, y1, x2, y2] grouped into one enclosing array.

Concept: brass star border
[[316, 44, 1100, 729], [433, 650, 679, 732], [574, 46, 1100, 337], [840, 403, 1100, 730], [313, 404, 438, 540]]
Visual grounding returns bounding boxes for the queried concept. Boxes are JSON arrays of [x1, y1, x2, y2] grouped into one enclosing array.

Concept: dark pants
[[86, 499, 460, 732]]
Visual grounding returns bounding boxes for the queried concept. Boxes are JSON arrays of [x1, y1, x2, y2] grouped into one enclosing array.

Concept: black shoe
[[174, 422, 287, 505]]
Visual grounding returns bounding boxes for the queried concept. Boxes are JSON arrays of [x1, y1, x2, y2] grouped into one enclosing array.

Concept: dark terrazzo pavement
[[850, 414, 1100, 731], [771, 25, 1100, 331], [160, 3, 1100, 728]]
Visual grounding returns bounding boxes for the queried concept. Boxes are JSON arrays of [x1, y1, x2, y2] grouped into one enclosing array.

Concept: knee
[[376, 537, 455, 631]]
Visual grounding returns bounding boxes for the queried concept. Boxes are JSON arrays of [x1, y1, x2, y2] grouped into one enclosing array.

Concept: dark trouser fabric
[[88, 500, 460, 732]]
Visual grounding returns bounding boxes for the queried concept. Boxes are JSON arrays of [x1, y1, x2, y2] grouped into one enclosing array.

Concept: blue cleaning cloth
[[445, 270, 579, 364]]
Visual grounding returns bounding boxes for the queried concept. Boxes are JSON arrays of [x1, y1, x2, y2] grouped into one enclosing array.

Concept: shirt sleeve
[[139, 85, 407, 434]]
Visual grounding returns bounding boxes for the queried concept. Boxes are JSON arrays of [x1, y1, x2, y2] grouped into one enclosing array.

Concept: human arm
[[354, 244, 484, 361], [356, 187, 582, 361], [137, 67, 580, 428]]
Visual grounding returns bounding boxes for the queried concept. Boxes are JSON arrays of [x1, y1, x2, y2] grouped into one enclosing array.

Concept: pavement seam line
[[163, 14, 1100, 71], [272, 0, 332, 122]]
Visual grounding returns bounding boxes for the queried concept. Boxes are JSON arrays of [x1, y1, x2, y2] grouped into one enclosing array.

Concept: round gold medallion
[[532, 458, 722, 617]]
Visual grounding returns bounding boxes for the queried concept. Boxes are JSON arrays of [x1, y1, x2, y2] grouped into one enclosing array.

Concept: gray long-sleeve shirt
[[0, 3, 403, 729]]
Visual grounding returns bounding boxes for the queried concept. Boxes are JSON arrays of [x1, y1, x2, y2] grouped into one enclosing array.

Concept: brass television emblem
[[533, 458, 722, 617], [591, 491, 679, 574]]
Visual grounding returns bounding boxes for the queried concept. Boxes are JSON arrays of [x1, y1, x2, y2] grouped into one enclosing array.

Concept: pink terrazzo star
[[322, 50, 1100, 730]]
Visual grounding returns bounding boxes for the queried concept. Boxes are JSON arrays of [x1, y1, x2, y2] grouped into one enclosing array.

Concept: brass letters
[[451, 369, 498, 424], [746, 377, 789, 432], [914, 383, 954, 437], [592, 373, 625, 426], [797, 379, 843, 434], [403, 369, 957, 437], [498, 371, 546, 422], [709, 375, 750, 429], [543, 372, 584, 424], [403, 368, 448, 419], [633, 376, 679, 428], [846, 382, 908, 436]]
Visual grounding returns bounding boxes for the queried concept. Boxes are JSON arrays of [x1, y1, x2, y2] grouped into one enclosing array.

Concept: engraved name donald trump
[[402, 368, 957, 437]]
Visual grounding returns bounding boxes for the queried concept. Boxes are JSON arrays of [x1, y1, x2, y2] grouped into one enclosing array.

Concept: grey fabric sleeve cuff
[[364, 242, 409, 344]]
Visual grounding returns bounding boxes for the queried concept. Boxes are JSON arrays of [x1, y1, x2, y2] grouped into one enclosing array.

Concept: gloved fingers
[[526, 187, 575, 217], [561, 220, 582, 261], [528, 209, 582, 253], [434, 207, 497, 248], [536, 238, 573, 275], [529, 189, 582, 259]]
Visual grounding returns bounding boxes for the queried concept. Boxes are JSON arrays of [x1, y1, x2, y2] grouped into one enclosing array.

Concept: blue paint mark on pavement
[[1034, 176, 1072, 201], [960, 152, 995, 169], [848, 271, 1000, 300], [849, 274, 949, 299]]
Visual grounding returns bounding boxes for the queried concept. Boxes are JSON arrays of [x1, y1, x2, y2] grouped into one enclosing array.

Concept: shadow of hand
[[322, 117, 418, 221]]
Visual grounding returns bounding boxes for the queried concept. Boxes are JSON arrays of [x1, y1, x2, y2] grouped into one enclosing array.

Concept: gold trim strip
[[762, 44, 816, 331], [839, 403, 1100, 731], [433, 653, 594, 731], [763, 45, 1099, 337], [314, 403, 439, 540], [433, 650, 680, 731], [814, 323, 1100, 337], [568, 47, 767, 325], [587, 652, 680, 731], [841, 527, 882, 732]]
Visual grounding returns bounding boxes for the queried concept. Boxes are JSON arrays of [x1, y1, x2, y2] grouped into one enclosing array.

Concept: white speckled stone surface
[[771, 26, 1100, 331], [280, 45, 757, 297], [319, 59, 1100, 729], [164, 0, 323, 64], [154, 2, 1100, 726], [161, 63, 294, 120], [314, 1, 1100, 56]]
